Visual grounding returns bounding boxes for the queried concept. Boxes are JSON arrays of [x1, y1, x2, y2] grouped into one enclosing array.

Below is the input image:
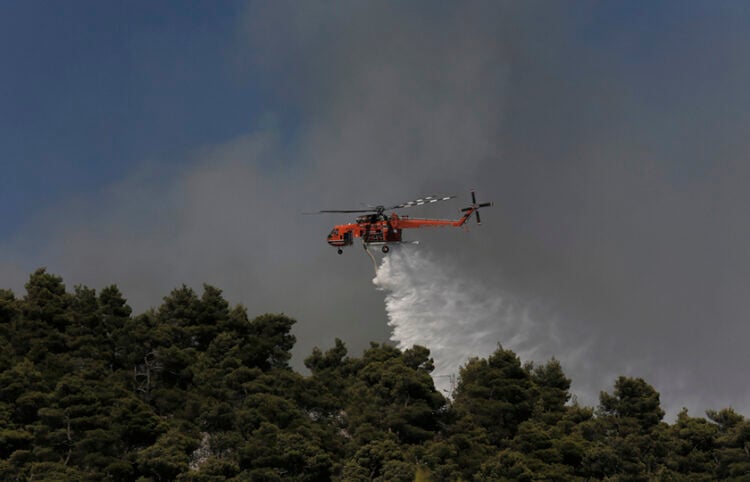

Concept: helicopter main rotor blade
[[390, 195, 456, 210], [304, 194, 458, 215], [317, 209, 377, 213], [302, 209, 376, 214]]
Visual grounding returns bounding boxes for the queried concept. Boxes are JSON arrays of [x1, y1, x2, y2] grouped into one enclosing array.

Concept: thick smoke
[[4, 1, 750, 419], [373, 246, 572, 397]]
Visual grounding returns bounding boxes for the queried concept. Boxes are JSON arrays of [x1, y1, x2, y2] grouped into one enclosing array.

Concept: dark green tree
[[18, 269, 72, 364], [344, 343, 445, 446], [529, 358, 571, 424], [246, 313, 297, 370], [667, 408, 718, 478], [0, 289, 19, 372], [599, 376, 665, 432], [98, 284, 133, 371], [452, 346, 535, 445], [594, 376, 671, 479], [707, 408, 750, 479]]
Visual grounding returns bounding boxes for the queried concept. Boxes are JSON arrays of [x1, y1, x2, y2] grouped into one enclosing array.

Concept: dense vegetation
[[1, 269, 749, 481]]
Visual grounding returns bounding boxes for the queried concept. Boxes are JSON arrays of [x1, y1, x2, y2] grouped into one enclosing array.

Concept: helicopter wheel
[[337, 248, 343, 255], [381, 245, 390, 254]]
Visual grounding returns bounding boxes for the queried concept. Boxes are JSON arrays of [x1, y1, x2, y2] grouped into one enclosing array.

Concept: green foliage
[[599, 376, 666, 431], [707, 408, 750, 478], [137, 424, 200, 480], [1, 269, 749, 480], [452, 346, 535, 444], [343, 343, 445, 446], [668, 408, 718, 477], [529, 358, 571, 422]]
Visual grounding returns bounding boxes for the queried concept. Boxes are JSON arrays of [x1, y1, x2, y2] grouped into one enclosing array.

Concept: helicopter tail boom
[[392, 190, 492, 229]]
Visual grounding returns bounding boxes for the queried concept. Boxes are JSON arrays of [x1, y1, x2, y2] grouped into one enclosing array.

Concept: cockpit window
[[329, 229, 339, 237]]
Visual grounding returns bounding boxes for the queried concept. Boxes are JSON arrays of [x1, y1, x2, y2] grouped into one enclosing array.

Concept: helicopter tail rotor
[[461, 190, 493, 225]]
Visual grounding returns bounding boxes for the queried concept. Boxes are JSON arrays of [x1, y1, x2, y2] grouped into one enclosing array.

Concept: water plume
[[373, 246, 557, 396]]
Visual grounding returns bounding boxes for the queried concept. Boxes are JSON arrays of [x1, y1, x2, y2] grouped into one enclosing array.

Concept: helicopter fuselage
[[327, 212, 472, 251]]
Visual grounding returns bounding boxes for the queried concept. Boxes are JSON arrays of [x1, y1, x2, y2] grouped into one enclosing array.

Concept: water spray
[[373, 246, 557, 396]]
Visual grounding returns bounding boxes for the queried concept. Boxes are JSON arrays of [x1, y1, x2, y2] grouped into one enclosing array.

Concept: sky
[[3, 1, 750, 419]]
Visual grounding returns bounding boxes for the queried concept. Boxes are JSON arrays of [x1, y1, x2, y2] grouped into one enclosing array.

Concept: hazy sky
[[3, 1, 750, 418]]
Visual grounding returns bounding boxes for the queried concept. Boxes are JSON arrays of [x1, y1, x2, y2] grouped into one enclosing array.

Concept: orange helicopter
[[311, 190, 492, 254]]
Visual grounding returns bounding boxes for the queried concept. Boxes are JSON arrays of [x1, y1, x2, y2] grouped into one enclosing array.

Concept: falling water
[[373, 246, 557, 396]]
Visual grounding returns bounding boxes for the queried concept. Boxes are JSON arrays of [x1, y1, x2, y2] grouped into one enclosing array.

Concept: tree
[[0, 289, 19, 372], [599, 376, 665, 432], [668, 408, 718, 478], [98, 284, 132, 371], [136, 424, 200, 481], [305, 338, 348, 375], [596, 377, 670, 478], [157, 285, 202, 349], [344, 343, 445, 446], [529, 358, 571, 423], [247, 313, 297, 370], [707, 408, 750, 479], [452, 346, 535, 444], [237, 422, 334, 481], [303, 338, 351, 424], [22, 269, 70, 329], [18, 269, 72, 364], [341, 437, 409, 482], [192, 284, 230, 351]]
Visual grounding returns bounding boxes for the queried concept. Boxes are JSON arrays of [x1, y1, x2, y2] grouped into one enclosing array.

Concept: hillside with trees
[[1, 269, 748, 480]]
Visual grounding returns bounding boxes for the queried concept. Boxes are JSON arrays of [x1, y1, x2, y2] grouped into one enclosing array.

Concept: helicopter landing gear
[[381, 245, 390, 254], [337, 248, 343, 255]]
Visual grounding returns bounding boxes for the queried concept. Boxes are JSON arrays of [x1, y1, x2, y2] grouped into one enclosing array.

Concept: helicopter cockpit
[[327, 227, 353, 247]]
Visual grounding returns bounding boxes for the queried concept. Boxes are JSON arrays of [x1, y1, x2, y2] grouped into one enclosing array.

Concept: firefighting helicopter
[[310, 190, 492, 254]]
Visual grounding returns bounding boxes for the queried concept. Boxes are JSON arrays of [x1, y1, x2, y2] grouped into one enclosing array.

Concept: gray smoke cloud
[[3, 1, 750, 418]]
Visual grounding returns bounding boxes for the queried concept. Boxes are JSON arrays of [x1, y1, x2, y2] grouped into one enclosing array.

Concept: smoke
[[373, 246, 569, 397], [5, 1, 750, 418]]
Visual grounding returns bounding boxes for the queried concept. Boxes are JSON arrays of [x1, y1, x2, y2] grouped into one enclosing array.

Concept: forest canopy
[[0, 268, 748, 481]]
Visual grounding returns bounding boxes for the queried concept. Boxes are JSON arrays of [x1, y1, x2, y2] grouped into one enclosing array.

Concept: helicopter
[[310, 190, 492, 254]]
